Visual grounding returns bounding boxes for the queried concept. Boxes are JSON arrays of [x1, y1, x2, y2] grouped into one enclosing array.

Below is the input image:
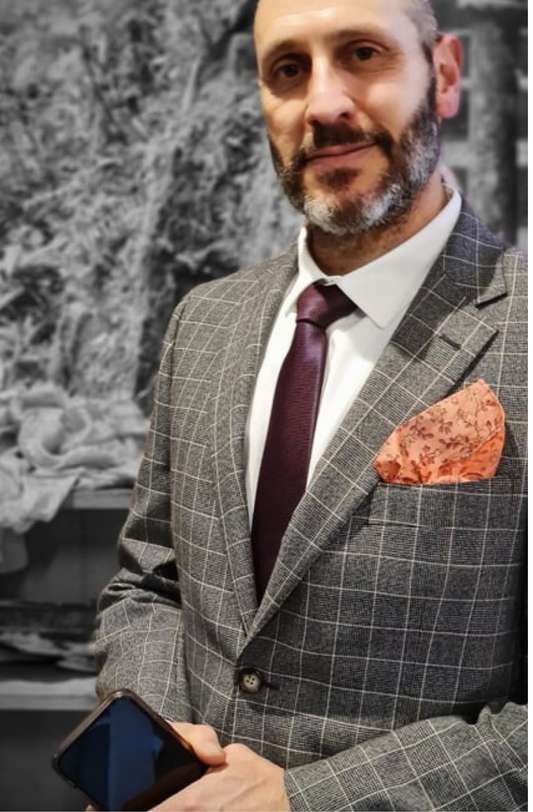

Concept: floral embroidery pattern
[[373, 379, 505, 485]]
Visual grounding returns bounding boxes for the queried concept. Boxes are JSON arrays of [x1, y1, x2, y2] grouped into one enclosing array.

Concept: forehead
[[254, 0, 416, 55]]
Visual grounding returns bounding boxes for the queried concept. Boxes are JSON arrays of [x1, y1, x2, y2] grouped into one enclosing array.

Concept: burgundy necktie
[[251, 282, 355, 599]]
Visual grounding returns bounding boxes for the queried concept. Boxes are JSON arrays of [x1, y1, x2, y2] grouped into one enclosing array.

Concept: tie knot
[[296, 282, 355, 330]]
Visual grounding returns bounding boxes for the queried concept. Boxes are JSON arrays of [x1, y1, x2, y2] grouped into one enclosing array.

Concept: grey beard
[[272, 76, 441, 238], [302, 181, 408, 236], [302, 128, 440, 236]]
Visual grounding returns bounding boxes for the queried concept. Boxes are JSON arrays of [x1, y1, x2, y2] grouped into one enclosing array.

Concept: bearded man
[[94, 0, 527, 809]]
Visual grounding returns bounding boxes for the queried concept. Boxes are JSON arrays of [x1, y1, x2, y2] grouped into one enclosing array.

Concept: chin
[[305, 167, 364, 195], [303, 180, 373, 216], [303, 182, 413, 237]]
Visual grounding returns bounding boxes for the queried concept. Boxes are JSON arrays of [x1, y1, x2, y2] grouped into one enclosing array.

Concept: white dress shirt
[[245, 190, 461, 519]]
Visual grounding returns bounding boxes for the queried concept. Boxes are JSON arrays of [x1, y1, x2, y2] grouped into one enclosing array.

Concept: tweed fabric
[[94, 202, 527, 811]]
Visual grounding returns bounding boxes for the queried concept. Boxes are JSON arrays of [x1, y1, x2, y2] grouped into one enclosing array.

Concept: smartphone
[[52, 689, 206, 811]]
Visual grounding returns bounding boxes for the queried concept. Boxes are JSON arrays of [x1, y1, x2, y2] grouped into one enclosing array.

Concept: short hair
[[403, 0, 440, 58]]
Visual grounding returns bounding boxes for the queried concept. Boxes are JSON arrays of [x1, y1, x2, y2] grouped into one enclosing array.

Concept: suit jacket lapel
[[250, 204, 506, 635], [210, 249, 297, 632]]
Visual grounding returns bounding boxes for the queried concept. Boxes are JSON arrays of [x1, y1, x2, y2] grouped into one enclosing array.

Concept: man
[[94, 0, 527, 809]]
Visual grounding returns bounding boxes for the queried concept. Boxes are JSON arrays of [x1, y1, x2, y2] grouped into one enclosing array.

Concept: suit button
[[238, 668, 262, 693]]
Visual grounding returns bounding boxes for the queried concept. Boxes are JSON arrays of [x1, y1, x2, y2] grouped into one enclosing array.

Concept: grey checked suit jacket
[[95, 202, 527, 811]]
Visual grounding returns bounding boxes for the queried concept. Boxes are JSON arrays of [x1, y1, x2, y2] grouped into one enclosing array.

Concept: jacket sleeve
[[285, 699, 527, 810], [93, 302, 192, 722]]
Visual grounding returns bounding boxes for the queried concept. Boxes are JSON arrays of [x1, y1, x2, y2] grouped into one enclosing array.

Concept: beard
[[269, 77, 441, 237]]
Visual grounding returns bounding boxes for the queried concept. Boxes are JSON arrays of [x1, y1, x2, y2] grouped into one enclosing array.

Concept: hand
[[151, 740, 289, 811]]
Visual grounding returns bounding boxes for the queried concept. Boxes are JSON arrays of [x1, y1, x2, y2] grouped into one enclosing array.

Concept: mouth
[[305, 142, 374, 164]]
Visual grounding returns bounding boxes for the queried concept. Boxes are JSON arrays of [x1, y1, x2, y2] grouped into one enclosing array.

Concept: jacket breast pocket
[[340, 477, 525, 664], [363, 476, 523, 568]]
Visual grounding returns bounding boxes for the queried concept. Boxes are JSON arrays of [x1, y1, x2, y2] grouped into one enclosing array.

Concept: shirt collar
[[296, 188, 462, 329]]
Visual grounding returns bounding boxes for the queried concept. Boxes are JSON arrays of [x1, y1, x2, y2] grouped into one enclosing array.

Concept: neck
[[307, 174, 450, 276]]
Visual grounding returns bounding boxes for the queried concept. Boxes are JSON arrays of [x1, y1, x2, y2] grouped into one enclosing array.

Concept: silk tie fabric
[[251, 282, 356, 599]]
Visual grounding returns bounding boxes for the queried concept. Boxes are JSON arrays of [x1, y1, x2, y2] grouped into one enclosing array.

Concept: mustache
[[290, 123, 394, 170]]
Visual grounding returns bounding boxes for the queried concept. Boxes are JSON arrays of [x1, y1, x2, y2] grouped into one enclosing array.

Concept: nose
[[305, 61, 356, 127]]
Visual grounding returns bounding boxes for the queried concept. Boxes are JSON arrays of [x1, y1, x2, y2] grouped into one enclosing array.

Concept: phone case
[[52, 688, 205, 811]]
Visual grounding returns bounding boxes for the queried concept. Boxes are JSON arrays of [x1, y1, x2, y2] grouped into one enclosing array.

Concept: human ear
[[433, 34, 462, 121]]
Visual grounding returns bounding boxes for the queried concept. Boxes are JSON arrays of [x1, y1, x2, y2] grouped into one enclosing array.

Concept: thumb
[[170, 722, 226, 766]]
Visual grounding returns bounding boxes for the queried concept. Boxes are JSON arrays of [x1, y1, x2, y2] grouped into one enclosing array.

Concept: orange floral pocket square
[[373, 379, 505, 485]]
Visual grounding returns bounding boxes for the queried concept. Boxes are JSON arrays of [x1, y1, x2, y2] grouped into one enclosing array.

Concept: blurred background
[[0, 0, 527, 809]]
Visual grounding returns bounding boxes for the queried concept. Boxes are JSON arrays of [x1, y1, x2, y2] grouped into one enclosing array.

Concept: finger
[[170, 722, 226, 766]]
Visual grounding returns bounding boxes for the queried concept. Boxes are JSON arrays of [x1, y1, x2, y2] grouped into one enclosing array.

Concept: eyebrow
[[258, 25, 399, 72]]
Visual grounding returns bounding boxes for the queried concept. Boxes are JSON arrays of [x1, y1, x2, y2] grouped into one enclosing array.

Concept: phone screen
[[53, 693, 205, 811]]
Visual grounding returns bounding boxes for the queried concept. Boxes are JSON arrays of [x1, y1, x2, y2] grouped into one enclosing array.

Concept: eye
[[277, 62, 300, 79], [265, 57, 307, 91], [353, 45, 378, 62]]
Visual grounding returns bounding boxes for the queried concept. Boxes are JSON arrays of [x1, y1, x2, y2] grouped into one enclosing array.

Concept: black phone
[[52, 689, 206, 811]]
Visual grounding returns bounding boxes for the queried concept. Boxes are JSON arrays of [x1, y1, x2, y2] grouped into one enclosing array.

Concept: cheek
[[364, 90, 403, 134], [261, 98, 305, 158], [364, 76, 429, 136]]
